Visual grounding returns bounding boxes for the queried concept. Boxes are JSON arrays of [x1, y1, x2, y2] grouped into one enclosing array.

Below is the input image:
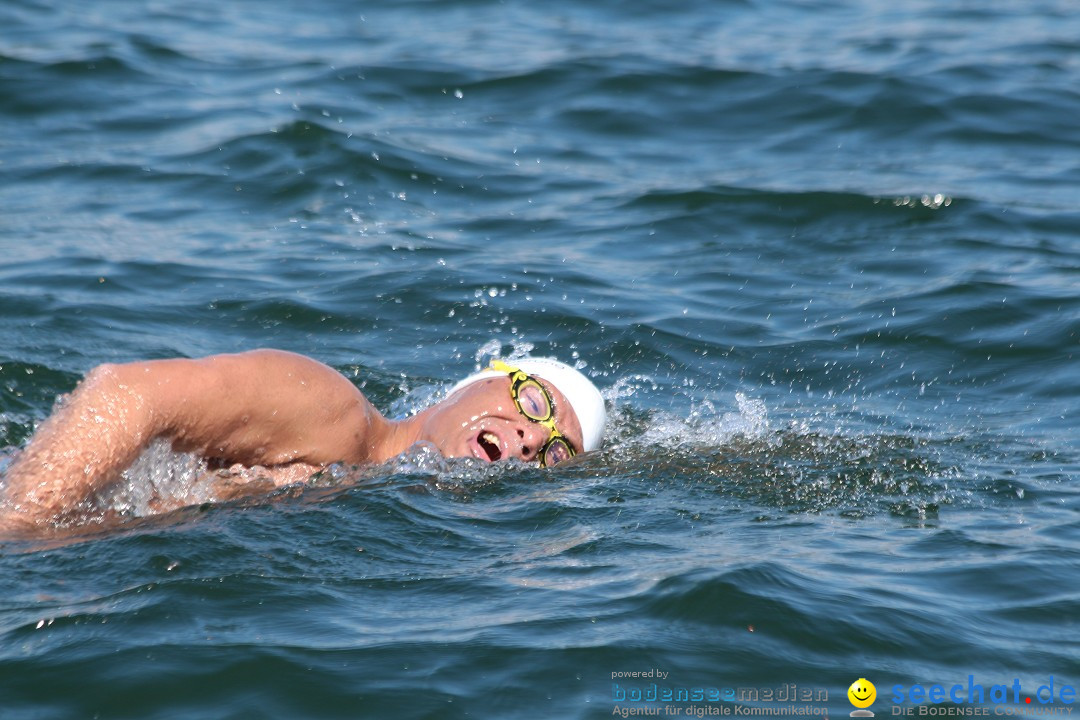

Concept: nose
[[514, 420, 550, 461]]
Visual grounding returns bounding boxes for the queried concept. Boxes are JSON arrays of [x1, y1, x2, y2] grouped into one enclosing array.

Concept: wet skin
[[0, 350, 585, 533]]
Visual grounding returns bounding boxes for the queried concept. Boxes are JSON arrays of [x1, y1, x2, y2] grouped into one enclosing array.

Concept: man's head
[[417, 357, 607, 466]]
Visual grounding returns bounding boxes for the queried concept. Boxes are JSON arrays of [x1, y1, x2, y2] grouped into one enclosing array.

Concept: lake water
[[1, 0, 1078, 718]]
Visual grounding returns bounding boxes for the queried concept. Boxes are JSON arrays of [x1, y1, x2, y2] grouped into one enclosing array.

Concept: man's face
[[420, 375, 584, 466]]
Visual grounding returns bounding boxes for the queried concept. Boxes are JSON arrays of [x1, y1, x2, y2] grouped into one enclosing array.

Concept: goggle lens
[[541, 438, 574, 467], [516, 380, 553, 422]]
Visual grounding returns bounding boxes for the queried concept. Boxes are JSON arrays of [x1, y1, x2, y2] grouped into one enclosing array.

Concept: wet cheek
[[462, 407, 496, 427]]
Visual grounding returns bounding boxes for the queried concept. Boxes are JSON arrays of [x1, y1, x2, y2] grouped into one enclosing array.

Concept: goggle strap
[[488, 359, 517, 374]]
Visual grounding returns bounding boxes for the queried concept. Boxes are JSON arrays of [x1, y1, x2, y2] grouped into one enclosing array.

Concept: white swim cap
[[448, 357, 607, 452]]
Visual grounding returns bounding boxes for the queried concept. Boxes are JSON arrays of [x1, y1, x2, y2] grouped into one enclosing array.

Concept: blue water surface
[[1, 0, 1078, 718]]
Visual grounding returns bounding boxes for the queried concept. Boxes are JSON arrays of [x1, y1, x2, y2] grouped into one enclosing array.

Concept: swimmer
[[0, 349, 606, 532]]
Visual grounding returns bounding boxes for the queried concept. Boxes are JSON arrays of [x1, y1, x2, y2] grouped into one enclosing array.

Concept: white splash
[[99, 440, 215, 517]]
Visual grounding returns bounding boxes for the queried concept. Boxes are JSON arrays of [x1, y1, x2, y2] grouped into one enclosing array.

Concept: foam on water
[[0, 360, 1002, 532]]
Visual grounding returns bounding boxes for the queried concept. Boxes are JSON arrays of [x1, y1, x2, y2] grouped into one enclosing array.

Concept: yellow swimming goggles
[[490, 360, 577, 467]]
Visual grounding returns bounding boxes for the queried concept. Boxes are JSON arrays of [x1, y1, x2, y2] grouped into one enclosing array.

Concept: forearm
[[1, 350, 380, 529], [1, 364, 160, 524]]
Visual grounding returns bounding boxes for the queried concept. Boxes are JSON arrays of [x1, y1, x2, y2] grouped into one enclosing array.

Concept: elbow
[[71, 364, 123, 406], [77, 362, 160, 441], [78, 363, 134, 406], [82, 363, 121, 386], [84, 361, 152, 393]]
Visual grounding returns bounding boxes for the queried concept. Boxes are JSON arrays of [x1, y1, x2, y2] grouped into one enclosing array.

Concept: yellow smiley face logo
[[848, 678, 876, 708]]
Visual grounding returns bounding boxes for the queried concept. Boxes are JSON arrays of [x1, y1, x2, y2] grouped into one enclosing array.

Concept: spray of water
[[0, 347, 1005, 530]]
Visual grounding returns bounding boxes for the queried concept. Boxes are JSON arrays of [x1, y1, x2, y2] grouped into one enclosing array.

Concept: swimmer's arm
[[1, 349, 382, 526]]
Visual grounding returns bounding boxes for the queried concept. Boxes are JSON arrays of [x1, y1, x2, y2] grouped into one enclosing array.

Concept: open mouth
[[476, 431, 502, 462]]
